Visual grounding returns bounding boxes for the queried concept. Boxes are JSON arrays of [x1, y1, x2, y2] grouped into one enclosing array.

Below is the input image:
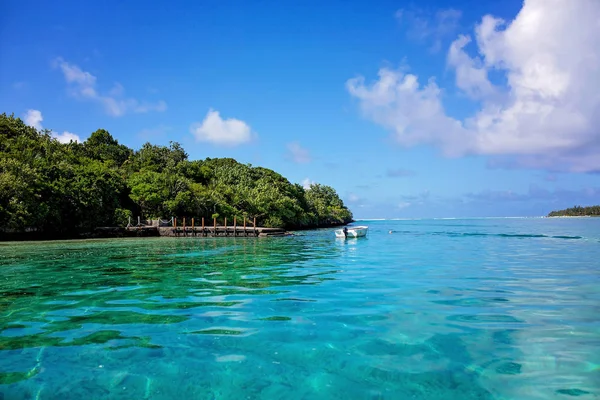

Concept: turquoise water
[[1, 218, 599, 399]]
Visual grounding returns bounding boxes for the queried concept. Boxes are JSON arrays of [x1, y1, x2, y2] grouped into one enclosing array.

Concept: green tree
[[548, 205, 600, 217], [84, 129, 132, 166], [0, 112, 353, 237], [305, 183, 353, 226]]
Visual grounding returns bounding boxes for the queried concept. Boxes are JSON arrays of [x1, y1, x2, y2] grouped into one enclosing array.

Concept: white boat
[[335, 226, 369, 238]]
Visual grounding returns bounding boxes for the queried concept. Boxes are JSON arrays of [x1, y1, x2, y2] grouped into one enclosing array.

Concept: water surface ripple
[[1, 218, 599, 399]]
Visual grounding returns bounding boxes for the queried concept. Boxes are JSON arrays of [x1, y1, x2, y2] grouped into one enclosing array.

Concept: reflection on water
[[1, 218, 599, 399]]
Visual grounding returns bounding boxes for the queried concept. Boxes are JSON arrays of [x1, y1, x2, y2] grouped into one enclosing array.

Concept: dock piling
[[158, 215, 283, 238]]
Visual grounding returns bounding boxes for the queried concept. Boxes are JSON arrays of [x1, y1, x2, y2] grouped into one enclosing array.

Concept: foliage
[[548, 205, 600, 217], [114, 208, 133, 226], [0, 113, 353, 235]]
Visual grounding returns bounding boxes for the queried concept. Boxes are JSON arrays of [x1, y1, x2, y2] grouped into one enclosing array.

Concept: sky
[[1, 0, 599, 218]]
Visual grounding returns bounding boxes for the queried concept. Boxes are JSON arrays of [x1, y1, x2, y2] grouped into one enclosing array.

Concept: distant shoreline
[[546, 215, 597, 218], [547, 205, 600, 218], [355, 216, 600, 221]]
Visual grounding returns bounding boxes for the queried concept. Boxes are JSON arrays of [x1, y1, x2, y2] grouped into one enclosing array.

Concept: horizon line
[[353, 216, 547, 221]]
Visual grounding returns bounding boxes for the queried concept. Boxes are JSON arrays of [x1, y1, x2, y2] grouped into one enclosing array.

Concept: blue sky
[[2, 0, 599, 218]]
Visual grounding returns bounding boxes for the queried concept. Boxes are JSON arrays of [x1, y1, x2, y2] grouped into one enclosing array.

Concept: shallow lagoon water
[[1, 218, 599, 399]]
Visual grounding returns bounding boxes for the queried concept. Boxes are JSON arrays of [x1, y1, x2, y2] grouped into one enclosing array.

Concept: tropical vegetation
[[0, 113, 352, 237], [547, 205, 600, 217]]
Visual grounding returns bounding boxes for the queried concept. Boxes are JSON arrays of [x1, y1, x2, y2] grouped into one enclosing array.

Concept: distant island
[[0, 113, 352, 240], [547, 205, 600, 217]]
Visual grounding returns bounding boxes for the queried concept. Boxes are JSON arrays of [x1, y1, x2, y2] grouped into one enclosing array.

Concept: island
[[0, 113, 353, 240], [547, 205, 600, 217]]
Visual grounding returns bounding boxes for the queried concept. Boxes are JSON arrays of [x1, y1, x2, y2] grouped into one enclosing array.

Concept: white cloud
[[347, 69, 466, 156], [447, 35, 496, 100], [23, 109, 81, 143], [52, 131, 80, 143], [53, 58, 167, 117], [190, 109, 252, 146], [24, 109, 43, 130], [302, 178, 315, 189], [286, 142, 312, 163], [349, 0, 600, 172]]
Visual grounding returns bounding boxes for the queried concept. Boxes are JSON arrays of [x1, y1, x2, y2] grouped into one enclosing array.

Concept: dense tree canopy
[[548, 205, 600, 217], [0, 113, 352, 236]]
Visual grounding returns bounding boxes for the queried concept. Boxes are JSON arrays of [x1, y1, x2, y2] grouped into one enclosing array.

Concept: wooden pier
[[126, 217, 289, 238], [161, 226, 287, 237]]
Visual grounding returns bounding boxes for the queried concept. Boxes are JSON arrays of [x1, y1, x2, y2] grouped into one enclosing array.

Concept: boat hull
[[335, 226, 368, 238]]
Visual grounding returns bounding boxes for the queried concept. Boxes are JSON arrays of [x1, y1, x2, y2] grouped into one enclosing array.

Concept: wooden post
[[234, 216, 237, 237], [192, 218, 194, 228], [202, 217, 205, 236], [244, 217, 247, 237], [174, 218, 177, 228], [224, 217, 227, 237], [254, 217, 257, 236], [213, 217, 217, 236], [183, 217, 186, 228]]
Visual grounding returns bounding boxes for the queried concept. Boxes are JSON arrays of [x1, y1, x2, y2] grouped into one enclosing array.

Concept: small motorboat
[[335, 226, 369, 238]]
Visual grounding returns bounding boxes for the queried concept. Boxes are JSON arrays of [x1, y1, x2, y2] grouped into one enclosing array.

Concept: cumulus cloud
[[302, 178, 315, 189], [349, 0, 600, 172], [24, 109, 43, 130], [190, 109, 253, 146], [23, 109, 81, 143], [286, 142, 312, 163], [53, 58, 167, 117], [347, 69, 466, 155], [52, 131, 81, 144], [446, 35, 496, 100]]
